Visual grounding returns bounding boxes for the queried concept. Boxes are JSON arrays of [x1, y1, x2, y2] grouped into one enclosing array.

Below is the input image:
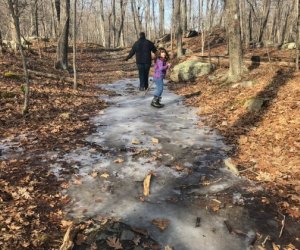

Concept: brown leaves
[[151, 218, 170, 231], [143, 173, 152, 196], [106, 236, 123, 249]]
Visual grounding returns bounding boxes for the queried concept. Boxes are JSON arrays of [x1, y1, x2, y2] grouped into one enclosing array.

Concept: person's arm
[[125, 43, 136, 60], [151, 42, 157, 54]]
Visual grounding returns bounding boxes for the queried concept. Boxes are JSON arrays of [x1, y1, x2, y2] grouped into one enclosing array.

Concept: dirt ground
[[0, 36, 299, 249]]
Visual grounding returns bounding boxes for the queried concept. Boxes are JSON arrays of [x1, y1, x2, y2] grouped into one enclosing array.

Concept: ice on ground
[[52, 79, 254, 250]]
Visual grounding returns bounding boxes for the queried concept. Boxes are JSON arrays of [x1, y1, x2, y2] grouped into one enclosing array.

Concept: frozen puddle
[[55, 79, 254, 249]]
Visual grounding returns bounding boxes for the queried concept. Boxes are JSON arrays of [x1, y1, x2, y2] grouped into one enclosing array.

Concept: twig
[[278, 211, 286, 238], [261, 235, 270, 247]]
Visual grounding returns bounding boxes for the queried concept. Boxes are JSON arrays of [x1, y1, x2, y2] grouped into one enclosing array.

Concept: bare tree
[[225, 0, 245, 81], [73, 0, 77, 89], [296, 0, 300, 70], [174, 0, 183, 57], [116, 0, 127, 47], [182, 0, 187, 35], [6, 0, 30, 114], [99, 0, 106, 47], [55, 0, 70, 70], [159, 0, 164, 37]]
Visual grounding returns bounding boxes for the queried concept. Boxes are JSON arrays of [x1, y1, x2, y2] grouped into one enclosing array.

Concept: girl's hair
[[154, 47, 169, 62]]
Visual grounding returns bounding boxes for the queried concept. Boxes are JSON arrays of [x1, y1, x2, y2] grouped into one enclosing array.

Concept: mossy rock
[[3, 71, 20, 79], [0, 91, 17, 99], [170, 61, 213, 82]]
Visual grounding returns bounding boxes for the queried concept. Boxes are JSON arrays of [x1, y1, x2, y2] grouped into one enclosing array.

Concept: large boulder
[[170, 61, 213, 82], [281, 42, 296, 50]]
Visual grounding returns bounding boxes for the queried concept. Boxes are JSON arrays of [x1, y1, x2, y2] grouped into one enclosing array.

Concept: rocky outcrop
[[170, 61, 213, 82]]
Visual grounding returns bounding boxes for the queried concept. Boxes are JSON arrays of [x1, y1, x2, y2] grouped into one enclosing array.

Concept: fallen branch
[[278, 211, 286, 238], [28, 69, 84, 85]]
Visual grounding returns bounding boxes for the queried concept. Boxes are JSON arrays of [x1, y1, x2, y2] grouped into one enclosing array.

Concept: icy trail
[[53, 79, 255, 250]]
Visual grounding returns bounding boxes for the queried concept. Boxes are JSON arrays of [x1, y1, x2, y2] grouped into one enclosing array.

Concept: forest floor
[[0, 36, 299, 250]]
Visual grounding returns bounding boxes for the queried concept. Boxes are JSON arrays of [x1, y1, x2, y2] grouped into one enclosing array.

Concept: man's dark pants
[[137, 63, 151, 90]]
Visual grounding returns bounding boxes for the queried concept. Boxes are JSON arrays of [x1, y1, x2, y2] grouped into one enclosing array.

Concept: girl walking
[[151, 48, 171, 108]]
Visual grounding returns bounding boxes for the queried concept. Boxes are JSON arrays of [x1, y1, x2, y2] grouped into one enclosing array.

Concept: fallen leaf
[[61, 220, 73, 228], [106, 236, 123, 249], [132, 236, 141, 246], [152, 218, 170, 231], [114, 158, 124, 164], [76, 233, 86, 245], [73, 178, 82, 185], [131, 139, 140, 145], [272, 243, 280, 250], [165, 246, 173, 250], [100, 173, 110, 178], [91, 171, 98, 178], [152, 137, 159, 144], [143, 173, 152, 196]]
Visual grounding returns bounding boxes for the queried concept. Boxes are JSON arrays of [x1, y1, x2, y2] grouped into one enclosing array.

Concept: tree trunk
[[296, 0, 300, 71], [131, 0, 139, 39], [31, 0, 39, 37], [159, 0, 164, 37], [55, 0, 60, 22], [225, 0, 244, 81], [111, 0, 116, 47], [6, 0, 30, 114], [73, 0, 77, 89], [182, 0, 187, 35], [146, 0, 150, 38], [116, 0, 127, 47], [258, 0, 271, 43], [174, 0, 183, 57], [55, 0, 70, 70], [0, 30, 3, 55], [99, 0, 106, 47]]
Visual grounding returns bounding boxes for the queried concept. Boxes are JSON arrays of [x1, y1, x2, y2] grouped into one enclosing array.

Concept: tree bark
[[99, 0, 106, 47], [55, 0, 70, 70], [159, 0, 164, 37], [116, 0, 127, 47], [225, 0, 245, 81], [296, 0, 300, 71], [6, 0, 30, 114], [182, 0, 187, 35], [73, 0, 77, 89], [31, 0, 39, 37], [174, 0, 183, 57]]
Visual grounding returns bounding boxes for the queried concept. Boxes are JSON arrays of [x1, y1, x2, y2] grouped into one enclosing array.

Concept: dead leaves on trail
[[106, 236, 123, 249]]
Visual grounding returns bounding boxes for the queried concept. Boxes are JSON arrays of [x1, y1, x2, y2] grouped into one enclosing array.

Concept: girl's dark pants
[[137, 63, 151, 90]]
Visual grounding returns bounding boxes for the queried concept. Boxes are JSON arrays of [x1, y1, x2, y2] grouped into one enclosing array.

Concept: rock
[[281, 42, 296, 50], [3, 71, 20, 79], [59, 112, 71, 120], [183, 48, 193, 56], [156, 34, 171, 45], [224, 158, 239, 175], [120, 229, 135, 241], [239, 81, 254, 88], [185, 30, 198, 38], [170, 61, 213, 82], [243, 98, 264, 112]]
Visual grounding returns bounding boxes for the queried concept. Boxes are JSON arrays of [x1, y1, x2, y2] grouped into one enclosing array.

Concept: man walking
[[125, 32, 157, 91]]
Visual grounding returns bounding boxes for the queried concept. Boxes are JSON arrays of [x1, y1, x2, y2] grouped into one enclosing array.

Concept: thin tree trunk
[[111, 0, 116, 47], [6, 0, 30, 114], [116, 0, 127, 47], [159, 0, 164, 37], [296, 0, 300, 71], [131, 0, 139, 39], [73, 0, 77, 89], [31, 0, 39, 37], [99, 0, 106, 47]]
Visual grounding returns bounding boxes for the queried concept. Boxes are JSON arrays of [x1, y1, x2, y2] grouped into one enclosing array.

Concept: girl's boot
[[151, 96, 164, 108]]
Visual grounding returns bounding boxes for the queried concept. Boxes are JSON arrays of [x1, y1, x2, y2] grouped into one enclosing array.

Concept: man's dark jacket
[[126, 38, 157, 64]]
